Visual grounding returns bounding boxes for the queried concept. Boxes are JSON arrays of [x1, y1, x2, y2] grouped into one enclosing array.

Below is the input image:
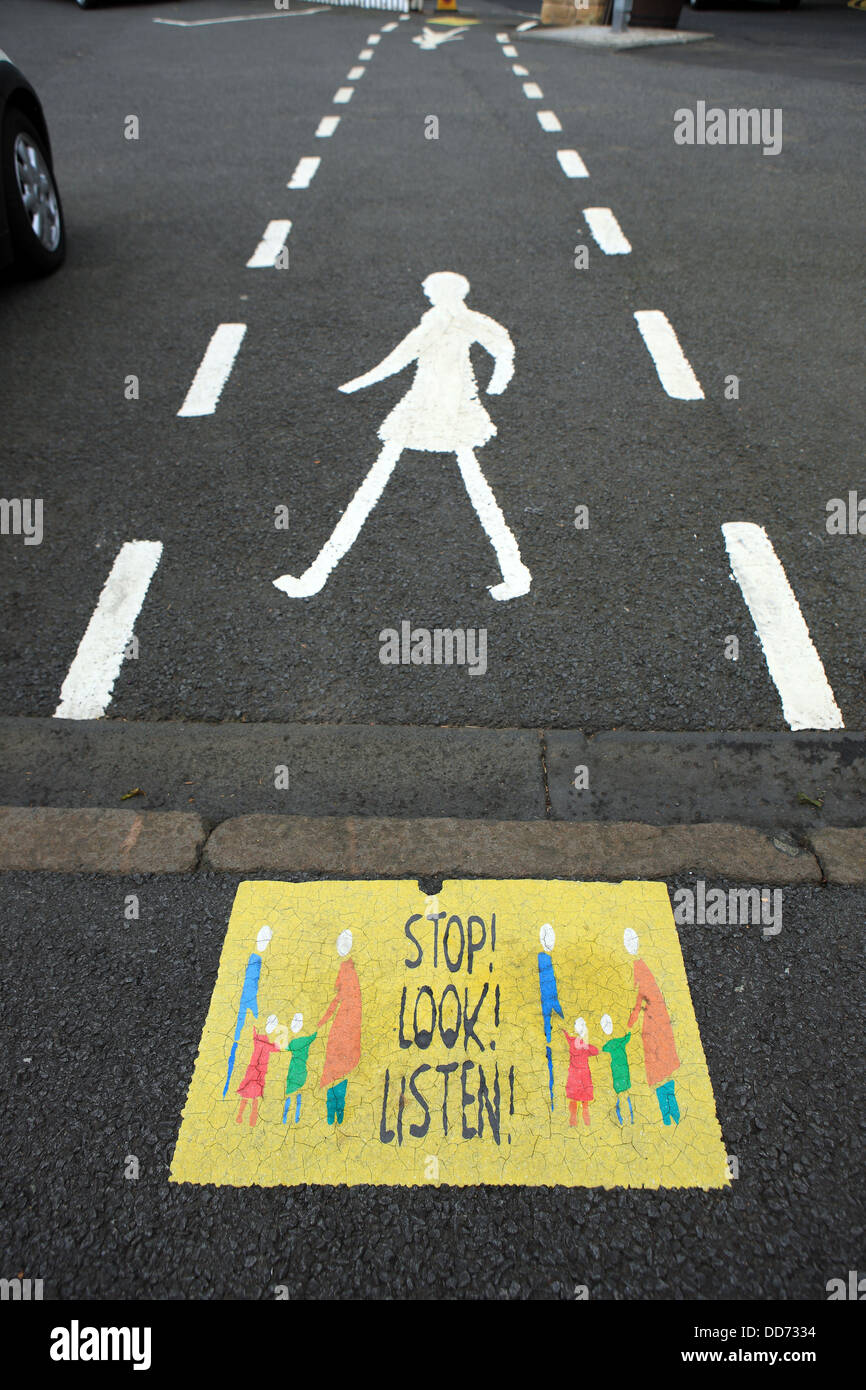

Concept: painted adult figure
[[274, 272, 531, 603], [537, 923, 564, 1111], [624, 927, 682, 1125], [223, 924, 273, 1097], [317, 929, 362, 1126]]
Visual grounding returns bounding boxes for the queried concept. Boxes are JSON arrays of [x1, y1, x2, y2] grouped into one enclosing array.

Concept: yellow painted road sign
[[171, 879, 728, 1188]]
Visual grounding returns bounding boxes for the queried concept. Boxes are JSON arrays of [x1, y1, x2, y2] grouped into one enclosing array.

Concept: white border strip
[[722, 522, 844, 730], [54, 542, 164, 720]]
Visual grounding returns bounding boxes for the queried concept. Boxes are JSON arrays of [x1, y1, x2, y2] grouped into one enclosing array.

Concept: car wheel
[[1, 108, 65, 276]]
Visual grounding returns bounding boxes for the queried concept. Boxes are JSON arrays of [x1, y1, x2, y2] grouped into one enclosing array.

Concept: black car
[[0, 50, 65, 276]]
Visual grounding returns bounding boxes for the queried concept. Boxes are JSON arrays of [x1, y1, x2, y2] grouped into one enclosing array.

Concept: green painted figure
[[600, 1013, 634, 1125], [282, 1013, 317, 1124]]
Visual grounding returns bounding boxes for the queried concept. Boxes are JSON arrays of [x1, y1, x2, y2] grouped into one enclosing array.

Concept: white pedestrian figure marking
[[274, 272, 531, 602], [412, 26, 470, 50]]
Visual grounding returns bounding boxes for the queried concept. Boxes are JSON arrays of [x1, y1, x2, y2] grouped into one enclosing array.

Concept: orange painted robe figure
[[318, 930, 362, 1126], [627, 955, 681, 1126]]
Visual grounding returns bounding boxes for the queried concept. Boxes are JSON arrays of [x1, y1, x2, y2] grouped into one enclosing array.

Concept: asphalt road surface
[[1, 0, 863, 731]]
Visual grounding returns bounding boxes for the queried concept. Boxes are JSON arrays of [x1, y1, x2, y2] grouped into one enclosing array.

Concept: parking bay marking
[[537, 111, 562, 133], [178, 323, 246, 418], [633, 310, 703, 400], [557, 148, 589, 178], [246, 220, 292, 268], [722, 522, 844, 731], [583, 208, 631, 255], [288, 156, 321, 188], [54, 542, 163, 721]]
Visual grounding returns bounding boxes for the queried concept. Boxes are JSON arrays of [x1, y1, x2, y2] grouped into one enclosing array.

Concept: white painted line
[[315, 115, 340, 138], [367, 34, 381, 43], [288, 155, 321, 188], [178, 323, 246, 417], [496, 32, 509, 42], [381, 21, 398, 30], [517, 20, 538, 29], [512, 64, 529, 76], [523, 82, 543, 99], [583, 207, 631, 255], [347, 66, 365, 80], [154, 8, 328, 26], [246, 219, 292, 268], [633, 310, 704, 400], [503, 44, 518, 56], [537, 110, 562, 132], [556, 148, 589, 178], [359, 49, 375, 59], [722, 523, 844, 730], [333, 87, 354, 104], [54, 542, 164, 720]]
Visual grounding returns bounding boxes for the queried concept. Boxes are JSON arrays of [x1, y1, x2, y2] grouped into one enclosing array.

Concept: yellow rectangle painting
[[171, 880, 729, 1188]]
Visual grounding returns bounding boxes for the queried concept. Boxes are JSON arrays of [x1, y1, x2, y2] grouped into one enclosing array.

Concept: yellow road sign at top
[[171, 879, 729, 1188]]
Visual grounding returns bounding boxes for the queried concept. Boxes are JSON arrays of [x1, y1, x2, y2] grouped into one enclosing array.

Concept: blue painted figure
[[223, 924, 273, 1097], [537, 923, 564, 1111]]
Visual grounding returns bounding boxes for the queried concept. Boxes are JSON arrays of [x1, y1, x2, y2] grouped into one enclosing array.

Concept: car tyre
[[1, 108, 65, 276]]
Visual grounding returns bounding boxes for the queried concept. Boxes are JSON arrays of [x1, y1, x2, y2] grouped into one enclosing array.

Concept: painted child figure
[[562, 1017, 599, 1129], [236, 1013, 283, 1127], [600, 1012, 634, 1125], [282, 1012, 318, 1124]]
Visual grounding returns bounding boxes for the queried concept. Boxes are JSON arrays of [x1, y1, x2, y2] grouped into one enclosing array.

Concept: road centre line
[[246, 220, 292, 268], [722, 523, 844, 731], [537, 110, 562, 132], [316, 115, 340, 138], [633, 310, 704, 400], [178, 324, 246, 417], [513, 65, 529, 76], [583, 207, 631, 255], [288, 155, 321, 188], [523, 82, 543, 99], [333, 87, 354, 104], [54, 542, 164, 720], [153, 8, 328, 26], [347, 66, 365, 80], [502, 45, 518, 57], [556, 148, 589, 178]]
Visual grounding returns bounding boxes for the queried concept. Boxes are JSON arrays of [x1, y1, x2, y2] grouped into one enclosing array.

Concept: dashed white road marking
[[512, 64, 529, 76], [288, 155, 322, 188], [367, 34, 381, 43], [722, 522, 844, 731], [359, 49, 375, 59], [316, 115, 340, 138], [153, 8, 328, 26], [246, 219, 292, 268], [333, 87, 354, 104], [583, 207, 631, 255], [537, 110, 562, 132], [516, 20, 538, 29], [496, 32, 509, 41], [556, 148, 589, 178], [178, 323, 246, 418], [381, 21, 398, 30], [347, 66, 365, 80], [503, 44, 518, 56], [633, 310, 704, 400], [523, 82, 543, 99], [54, 541, 164, 720]]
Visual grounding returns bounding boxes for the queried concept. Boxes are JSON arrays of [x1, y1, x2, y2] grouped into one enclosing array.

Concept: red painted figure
[[563, 1021, 599, 1128], [236, 1022, 281, 1127]]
